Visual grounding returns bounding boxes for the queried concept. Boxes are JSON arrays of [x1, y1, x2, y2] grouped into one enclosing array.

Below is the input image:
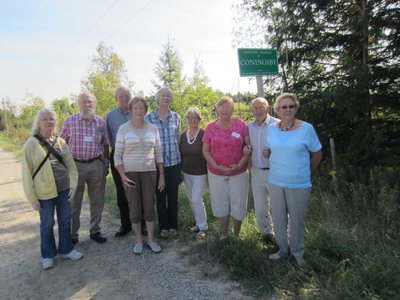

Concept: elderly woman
[[179, 107, 208, 238], [145, 87, 181, 238], [265, 93, 322, 266], [202, 96, 250, 239], [22, 108, 83, 270], [114, 97, 164, 254]]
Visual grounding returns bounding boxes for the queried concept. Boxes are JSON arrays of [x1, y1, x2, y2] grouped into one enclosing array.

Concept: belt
[[261, 167, 270, 170], [74, 157, 99, 163]]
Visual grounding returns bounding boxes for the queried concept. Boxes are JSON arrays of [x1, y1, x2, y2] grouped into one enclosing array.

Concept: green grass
[[0, 132, 24, 159], [174, 173, 400, 299], [102, 176, 400, 299]]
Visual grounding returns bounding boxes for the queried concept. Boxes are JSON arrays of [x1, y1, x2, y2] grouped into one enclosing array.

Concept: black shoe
[[115, 227, 132, 237], [90, 232, 107, 243], [72, 238, 79, 244]]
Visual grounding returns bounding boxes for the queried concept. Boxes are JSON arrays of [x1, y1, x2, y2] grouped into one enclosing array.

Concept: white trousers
[[182, 172, 208, 231], [250, 167, 273, 235], [208, 170, 249, 221], [268, 183, 310, 260]]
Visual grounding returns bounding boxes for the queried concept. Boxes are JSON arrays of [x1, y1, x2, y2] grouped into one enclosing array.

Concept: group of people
[[22, 85, 322, 270]]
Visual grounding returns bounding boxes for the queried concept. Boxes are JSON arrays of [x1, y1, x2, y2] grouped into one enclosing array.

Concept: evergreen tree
[[152, 38, 186, 115]]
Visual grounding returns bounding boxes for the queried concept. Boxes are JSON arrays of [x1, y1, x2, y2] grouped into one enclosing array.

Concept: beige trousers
[[71, 158, 106, 239]]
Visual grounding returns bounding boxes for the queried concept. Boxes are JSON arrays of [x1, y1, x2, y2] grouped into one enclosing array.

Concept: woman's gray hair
[[30, 108, 57, 135], [185, 107, 202, 119], [155, 87, 173, 104], [273, 93, 300, 112]]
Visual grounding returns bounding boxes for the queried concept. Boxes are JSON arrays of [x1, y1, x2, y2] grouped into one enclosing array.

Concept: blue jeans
[[39, 189, 73, 259]]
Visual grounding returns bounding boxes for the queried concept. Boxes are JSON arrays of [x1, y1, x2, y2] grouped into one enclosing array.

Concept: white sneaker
[[269, 252, 286, 261], [41, 258, 54, 270], [61, 249, 83, 261], [148, 241, 161, 253], [134, 243, 143, 255], [169, 229, 178, 237], [160, 230, 169, 238]]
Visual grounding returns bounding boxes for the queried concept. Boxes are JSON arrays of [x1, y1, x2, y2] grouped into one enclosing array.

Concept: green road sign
[[237, 48, 278, 76]]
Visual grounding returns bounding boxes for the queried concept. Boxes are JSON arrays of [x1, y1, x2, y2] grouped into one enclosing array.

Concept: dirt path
[[0, 148, 253, 300]]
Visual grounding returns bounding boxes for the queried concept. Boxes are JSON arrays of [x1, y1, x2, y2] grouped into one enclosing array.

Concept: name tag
[[231, 131, 240, 138], [84, 136, 94, 142]]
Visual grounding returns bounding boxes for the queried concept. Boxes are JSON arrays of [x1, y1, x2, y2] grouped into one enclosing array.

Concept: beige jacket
[[22, 136, 78, 202]]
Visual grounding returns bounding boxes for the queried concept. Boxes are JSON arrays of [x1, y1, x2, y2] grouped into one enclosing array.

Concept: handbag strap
[[32, 135, 58, 179], [34, 134, 66, 167]]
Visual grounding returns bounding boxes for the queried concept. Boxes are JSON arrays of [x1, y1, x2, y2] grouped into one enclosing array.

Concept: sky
[[0, 0, 261, 108]]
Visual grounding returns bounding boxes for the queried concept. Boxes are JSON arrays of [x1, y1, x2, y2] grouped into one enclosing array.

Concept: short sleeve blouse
[[203, 118, 249, 176]]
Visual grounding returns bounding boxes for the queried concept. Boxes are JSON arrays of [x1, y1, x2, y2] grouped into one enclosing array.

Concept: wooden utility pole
[[256, 76, 265, 97], [1, 97, 8, 137], [330, 138, 337, 170], [2, 97, 9, 136]]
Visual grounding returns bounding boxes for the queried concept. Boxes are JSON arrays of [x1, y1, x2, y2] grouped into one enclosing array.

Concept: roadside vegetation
[[173, 162, 400, 299]]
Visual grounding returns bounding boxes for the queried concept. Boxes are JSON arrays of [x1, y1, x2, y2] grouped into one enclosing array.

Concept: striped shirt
[[145, 109, 181, 167], [60, 113, 109, 160], [114, 121, 163, 172]]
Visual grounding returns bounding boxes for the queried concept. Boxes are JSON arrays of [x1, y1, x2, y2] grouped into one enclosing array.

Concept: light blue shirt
[[267, 121, 322, 188], [145, 109, 181, 167]]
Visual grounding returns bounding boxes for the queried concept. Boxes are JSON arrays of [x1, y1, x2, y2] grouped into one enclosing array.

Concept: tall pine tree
[[152, 38, 186, 115]]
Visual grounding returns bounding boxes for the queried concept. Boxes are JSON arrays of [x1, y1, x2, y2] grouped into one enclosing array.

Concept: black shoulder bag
[[32, 135, 65, 179]]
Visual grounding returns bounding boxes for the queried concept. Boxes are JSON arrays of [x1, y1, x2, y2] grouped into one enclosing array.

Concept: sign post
[[237, 48, 278, 97]]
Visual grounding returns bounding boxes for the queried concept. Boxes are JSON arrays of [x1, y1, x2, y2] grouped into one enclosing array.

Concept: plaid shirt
[[60, 113, 109, 160], [145, 109, 181, 167]]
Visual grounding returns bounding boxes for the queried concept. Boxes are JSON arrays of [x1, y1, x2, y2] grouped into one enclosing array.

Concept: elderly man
[[245, 97, 279, 243], [60, 92, 110, 244], [106, 86, 133, 237]]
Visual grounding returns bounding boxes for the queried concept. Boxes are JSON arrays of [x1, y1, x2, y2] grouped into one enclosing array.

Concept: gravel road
[[0, 148, 254, 300]]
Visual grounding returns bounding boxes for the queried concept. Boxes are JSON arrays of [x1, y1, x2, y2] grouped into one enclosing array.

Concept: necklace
[[186, 128, 200, 145], [279, 119, 296, 131]]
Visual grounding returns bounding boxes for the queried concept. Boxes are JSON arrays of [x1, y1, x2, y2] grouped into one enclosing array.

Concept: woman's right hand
[[122, 176, 136, 188], [31, 200, 40, 211]]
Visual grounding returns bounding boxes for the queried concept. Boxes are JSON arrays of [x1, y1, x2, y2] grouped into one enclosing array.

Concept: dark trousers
[[110, 148, 131, 230], [156, 163, 181, 231]]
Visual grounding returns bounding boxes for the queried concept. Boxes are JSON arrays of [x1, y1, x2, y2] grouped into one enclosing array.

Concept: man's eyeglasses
[[279, 105, 295, 110]]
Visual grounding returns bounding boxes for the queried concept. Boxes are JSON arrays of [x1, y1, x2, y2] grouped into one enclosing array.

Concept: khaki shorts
[[208, 170, 249, 220]]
